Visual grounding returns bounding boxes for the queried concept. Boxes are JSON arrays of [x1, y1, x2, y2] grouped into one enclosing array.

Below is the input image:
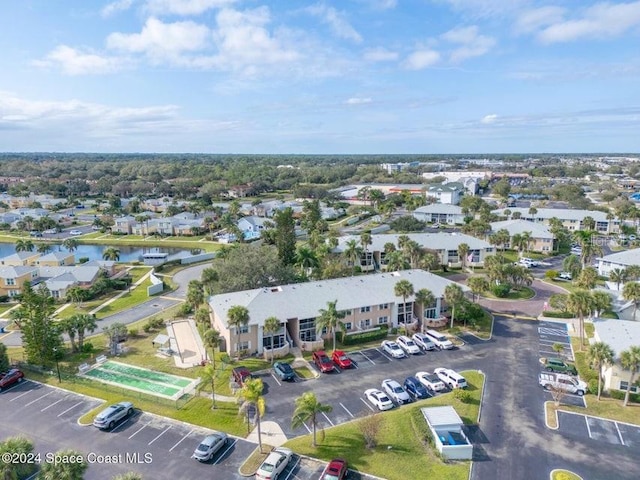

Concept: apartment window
[[359, 319, 371, 328], [619, 381, 639, 393], [344, 322, 352, 331], [8, 290, 19, 297], [263, 334, 285, 350], [360, 306, 371, 313], [397, 301, 413, 324], [236, 325, 249, 335], [321, 327, 328, 334], [447, 250, 458, 262], [379, 303, 389, 310], [378, 316, 388, 325], [342, 309, 352, 315], [236, 341, 250, 352], [299, 317, 317, 342], [5, 278, 15, 286]]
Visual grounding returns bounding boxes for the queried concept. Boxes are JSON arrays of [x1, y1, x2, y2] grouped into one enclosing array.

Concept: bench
[[95, 355, 107, 364], [78, 363, 91, 374]]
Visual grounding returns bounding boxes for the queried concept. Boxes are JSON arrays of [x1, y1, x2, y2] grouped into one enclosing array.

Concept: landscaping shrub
[[609, 389, 640, 403], [81, 342, 94, 354], [142, 323, 152, 333], [0, 295, 9, 303], [150, 317, 165, 328], [128, 328, 139, 337], [588, 379, 599, 395], [491, 283, 511, 298], [340, 326, 389, 346], [453, 389, 472, 403], [542, 311, 574, 319]]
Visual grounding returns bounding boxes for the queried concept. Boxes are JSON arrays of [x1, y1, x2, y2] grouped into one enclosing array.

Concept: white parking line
[[9, 390, 32, 402], [169, 428, 194, 452], [377, 348, 394, 362], [340, 402, 354, 418], [58, 401, 83, 417], [271, 374, 282, 387], [615, 422, 625, 446], [41, 397, 66, 412], [149, 426, 172, 445], [213, 439, 237, 464], [360, 398, 375, 411], [282, 456, 301, 480], [24, 391, 54, 407], [301, 422, 312, 433], [585, 417, 592, 438], [321, 412, 334, 427], [128, 423, 150, 440], [111, 418, 131, 433], [359, 350, 375, 365]]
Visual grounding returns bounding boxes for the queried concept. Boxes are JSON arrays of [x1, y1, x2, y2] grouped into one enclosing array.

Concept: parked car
[[381, 379, 412, 404], [69, 229, 83, 235], [0, 369, 24, 391], [255, 447, 293, 480], [273, 361, 295, 381], [397, 335, 421, 355], [415, 371, 446, 392], [29, 230, 42, 237], [412, 333, 437, 351], [403, 376, 430, 400], [364, 388, 394, 411], [319, 458, 348, 480], [540, 357, 577, 375], [559, 271, 572, 280], [331, 350, 352, 369], [539, 373, 587, 396], [313, 350, 335, 373], [92, 401, 134, 430], [381, 340, 406, 359], [232, 366, 252, 386], [519, 257, 539, 267], [191, 431, 228, 461], [434, 368, 467, 389], [424, 330, 454, 350], [43, 229, 57, 234]]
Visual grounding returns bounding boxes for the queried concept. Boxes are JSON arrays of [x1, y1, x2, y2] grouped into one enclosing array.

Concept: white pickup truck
[[539, 372, 587, 396]]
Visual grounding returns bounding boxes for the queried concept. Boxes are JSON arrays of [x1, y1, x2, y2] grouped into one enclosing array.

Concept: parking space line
[[213, 439, 237, 464], [301, 422, 312, 433], [377, 348, 394, 362], [321, 412, 334, 427], [585, 417, 592, 438], [41, 397, 66, 412], [128, 422, 150, 440], [58, 401, 83, 417], [615, 422, 625, 446], [340, 402, 354, 418], [359, 350, 375, 365], [9, 390, 33, 402], [24, 391, 53, 407], [271, 374, 282, 387], [169, 428, 194, 452], [282, 456, 301, 480], [111, 418, 131, 433], [149, 426, 172, 445], [360, 398, 374, 411]]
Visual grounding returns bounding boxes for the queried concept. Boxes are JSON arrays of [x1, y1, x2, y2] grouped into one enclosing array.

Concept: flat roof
[[421, 406, 463, 427], [597, 248, 640, 267], [592, 318, 640, 357]]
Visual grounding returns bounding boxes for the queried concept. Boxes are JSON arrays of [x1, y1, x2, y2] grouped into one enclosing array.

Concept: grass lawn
[[543, 279, 576, 294], [239, 445, 276, 476], [483, 286, 535, 300], [551, 470, 582, 480], [294, 366, 315, 379], [284, 371, 483, 480], [93, 278, 154, 318], [128, 266, 153, 283], [78, 234, 222, 252], [0, 303, 17, 316], [454, 308, 493, 339]]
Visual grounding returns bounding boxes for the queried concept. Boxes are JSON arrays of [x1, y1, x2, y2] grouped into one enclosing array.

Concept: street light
[[53, 347, 61, 383]]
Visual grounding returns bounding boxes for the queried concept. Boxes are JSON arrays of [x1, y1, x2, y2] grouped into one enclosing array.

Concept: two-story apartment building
[[0, 266, 39, 297], [489, 219, 556, 253], [208, 269, 469, 357], [426, 183, 464, 205], [592, 318, 640, 395], [0, 252, 41, 266], [413, 204, 466, 225], [491, 207, 620, 234], [35, 251, 75, 267], [596, 249, 640, 278]]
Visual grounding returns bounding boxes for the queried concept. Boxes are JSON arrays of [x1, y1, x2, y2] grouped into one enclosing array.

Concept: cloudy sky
[[1, 0, 639, 154]]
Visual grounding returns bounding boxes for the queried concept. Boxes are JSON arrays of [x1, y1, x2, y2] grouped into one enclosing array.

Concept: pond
[[0, 242, 193, 263]]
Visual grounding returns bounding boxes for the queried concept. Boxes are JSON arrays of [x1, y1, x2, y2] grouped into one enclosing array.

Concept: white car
[[396, 336, 421, 355], [69, 230, 83, 235], [412, 333, 437, 351], [43, 229, 57, 234], [192, 431, 228, 462], [424, 330, 454, 350], [415, 371, 446, 392], [519, 257, 538, 267], [381, 379, 412, 404], [255, 447, 293, 480], [559, 271, 572, 280], [434, 367, 467, 389], [381, 340, 406, 359], [364, 388, 394, 411]]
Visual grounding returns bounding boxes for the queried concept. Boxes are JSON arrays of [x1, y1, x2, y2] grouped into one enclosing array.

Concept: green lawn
[[551, 470, 582, 480], [93, 278, 155, 318], [128, 266, 153, 283], [483, 286, 535, 300], [453, 308, 493, 339], [0, 303, 17, 316], [284, 371, 483, 480], [77, 234, 222, 252]]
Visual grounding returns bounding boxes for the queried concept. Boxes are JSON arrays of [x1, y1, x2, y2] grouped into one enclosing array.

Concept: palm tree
[[587, 342, 615, 401], [37, 243, 52, 254], [295, 246, 319, 276], [39, 449, 87, 480], [394, 280, 414, 335], [203, 328, 221, 368], [414, 288, 435, 333], [590, 291, 612, 318], [567, 290, 594, 351], [520, 231, 532, 254], [227, 305, 250, 357], [458, 243, 470, 269], [62, 238, 79, 252], [609, 268, 627, 291], [622, 281, 640, 320], [102, 247, 120, 261], [562, 254, 582, 280], [200, 363, 218, 409], [511, 233, 524, 256], [444, 284, 465, 329], [625, 264, 640, 282], [576, 266, 598, 290], [186, 280, 205, 309], [263, 316, 281, 364], [201, 267, 219, 296], [467, 276, 489, 303], [620, 346, 640, 407], [73, 313, 97, 352], [65, 285, 86, 306], [316, 300, 347, 351], [385, 251, 409, 272], [113, 473, 143, 480], [237, 378, 266, 451], [404, 240, 423, 269], [15, 239, 34, 252], [291, 392, 333, 447], [343, 239, 362, 275]]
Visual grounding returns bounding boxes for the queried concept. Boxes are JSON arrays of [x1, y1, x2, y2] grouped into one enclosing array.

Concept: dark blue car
[[273, 361, 295, 381], [404, 376, 430, 400]]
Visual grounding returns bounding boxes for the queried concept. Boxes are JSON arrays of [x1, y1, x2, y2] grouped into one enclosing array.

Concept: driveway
[[477, 279, 566, 318]]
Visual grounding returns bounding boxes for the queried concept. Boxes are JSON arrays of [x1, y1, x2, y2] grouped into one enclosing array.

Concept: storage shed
[[421, 406, 473, 460]]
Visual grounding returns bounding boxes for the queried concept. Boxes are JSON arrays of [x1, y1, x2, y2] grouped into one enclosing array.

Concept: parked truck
[[0, 369, 24, 391], [539, 372, 587, 396]]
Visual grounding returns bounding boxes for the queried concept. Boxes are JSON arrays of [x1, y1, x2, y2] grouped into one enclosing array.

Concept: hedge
[[609, 389, 640, 404], [340, 326, 389, 346], [542, 310, 574, 318]]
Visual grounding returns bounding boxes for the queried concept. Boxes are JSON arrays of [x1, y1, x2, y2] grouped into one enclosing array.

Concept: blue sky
[[1, 0, 639, 154]]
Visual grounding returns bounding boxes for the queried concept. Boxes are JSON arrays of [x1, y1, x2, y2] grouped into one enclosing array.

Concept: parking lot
[[538, 320, 573, 361], [556, 411, 640, 448]]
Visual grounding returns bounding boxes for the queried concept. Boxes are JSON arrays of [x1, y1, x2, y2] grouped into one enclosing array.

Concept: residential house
[[228, 184, 253, 198], [426, 183, 464, 205], [37, 265, 101, 288], [597, 249, 640, 278], [413, 204, 466, 225], [83, 260, 117, 277], [112, 215, 137, 234], [0, 266, 39, 298], [0, 252, 41, 266], [491, 207, 620, 234], [36, 251, 75, 267], [592, 318, 640, 395], [380, 162, 419, 174], [489, 219, 556, 253], [208, 269, 468, 357], [237, 216, 269, 240]]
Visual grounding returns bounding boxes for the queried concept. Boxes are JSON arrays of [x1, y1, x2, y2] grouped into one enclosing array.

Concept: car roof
[[383, 379, 401, 386], [333, 349, 345, 355], [314, 350, 327, 355], [202, 433, 224, 445]]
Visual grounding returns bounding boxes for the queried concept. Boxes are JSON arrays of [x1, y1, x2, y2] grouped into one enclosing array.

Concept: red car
[[320, 458, 348, 480], [312, 350, 335, 373], [0, 369, 24, 391], [231, 366, 252, 386], [331, 350, 352, 369]]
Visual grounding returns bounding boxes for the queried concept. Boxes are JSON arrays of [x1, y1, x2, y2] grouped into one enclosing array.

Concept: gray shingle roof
[[597, 248, 640, 266], [335, 232, 492, 252], [593, 318, 640, 356], [491, 207, 613, 222], [414, 204, 463, 215], [0, 266, 38, 278], [490, 219, 554, 239]]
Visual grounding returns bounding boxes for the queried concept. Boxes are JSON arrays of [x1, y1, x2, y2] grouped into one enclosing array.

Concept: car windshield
[[390, 344, 400, 350], [261, 463, 275, 472], [281, 364, 292, 372], [197, 443, 210, 452], [338, 355, 348, 361], [320, 356, 331, 363], [324, 474, 341, 480], [406, 340, 415, 346], [426, 375, 439, 382], [393, 386, 403, 393]]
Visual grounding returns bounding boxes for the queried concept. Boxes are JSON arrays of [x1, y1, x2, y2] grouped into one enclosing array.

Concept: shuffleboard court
[[84, 368, 182, 397], [99, 361, 192, 388]]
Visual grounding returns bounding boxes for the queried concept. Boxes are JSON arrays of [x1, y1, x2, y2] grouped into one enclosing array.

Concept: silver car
[[192, 432, 228, 462], [93, 401, 134, 430]]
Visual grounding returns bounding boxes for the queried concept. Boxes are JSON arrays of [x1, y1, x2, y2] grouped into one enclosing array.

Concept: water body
[[0, 242, 192, 263]]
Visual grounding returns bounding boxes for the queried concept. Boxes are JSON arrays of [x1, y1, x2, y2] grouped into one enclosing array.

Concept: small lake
[[0, 242, 193, 263]]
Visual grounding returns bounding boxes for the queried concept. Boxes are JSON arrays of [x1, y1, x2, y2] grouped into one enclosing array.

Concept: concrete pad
[[616, 423, 640, 448], [169, 319, 207, 368], [557, 411, 590, 440], [587, 417, 623, 445], [247, 420, 288, 447]]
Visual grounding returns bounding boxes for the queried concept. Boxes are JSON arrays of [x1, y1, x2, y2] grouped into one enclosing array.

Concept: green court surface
[[100, 361, 191, 388], [84, 368, 181, 397]]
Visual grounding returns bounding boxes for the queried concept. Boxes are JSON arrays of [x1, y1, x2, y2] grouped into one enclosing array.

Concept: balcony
[[263, 342, 290, 361]]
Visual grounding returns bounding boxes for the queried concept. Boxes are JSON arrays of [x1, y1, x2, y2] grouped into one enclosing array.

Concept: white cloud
[[345, 97, 372, 105], [101, 0, 135, 18], [481, 113, 498, 124], [307, 3, 363, 43], [404, 49, 441, 70], [143, 0, 236, 16], [107, 17, 210, 63], [537, 1, 640, 44], [32, 45, 124, 75], [363, 47, 398, 62], [441, 25, 495, 63], [362, 0, 398, 9], [434, 0, 529, 18], [514, 6, 566, 35]]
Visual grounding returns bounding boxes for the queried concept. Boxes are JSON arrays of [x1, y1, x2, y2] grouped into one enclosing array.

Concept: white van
[[434, 368, 467, 389], [424, 330, 454, 350]]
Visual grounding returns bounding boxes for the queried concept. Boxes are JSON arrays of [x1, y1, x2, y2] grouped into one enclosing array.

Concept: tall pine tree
[[274, 207, 296, 266]]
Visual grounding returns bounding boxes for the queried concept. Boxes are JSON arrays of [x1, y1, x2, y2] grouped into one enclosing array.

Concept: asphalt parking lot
[[538, 320, 573, 361], [556, 411, 640, 448]]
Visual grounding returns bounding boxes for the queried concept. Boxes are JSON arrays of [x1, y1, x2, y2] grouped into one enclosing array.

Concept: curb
[[549, 469, 583, 480], [543, 401, 559, 430]]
